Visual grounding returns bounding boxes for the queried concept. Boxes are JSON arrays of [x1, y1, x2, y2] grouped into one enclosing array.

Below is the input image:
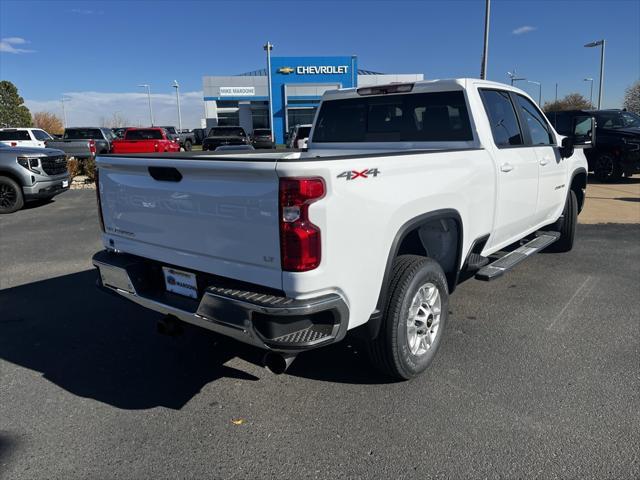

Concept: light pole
[[583, 77, 594, 107], [507, 71, 526, 85], [61, 96, 70, 128], [527, 80, 542, 106], [172, 80, 182, 131], [263, 41, 274, 143], [137, 84, 154, 126], [480, 0, 491, 79], [584, 40, 605, 109]]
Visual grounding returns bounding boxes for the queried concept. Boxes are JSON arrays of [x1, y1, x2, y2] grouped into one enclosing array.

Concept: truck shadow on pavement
[[0, 270, 386, 411], [0, 270, 262, 411]]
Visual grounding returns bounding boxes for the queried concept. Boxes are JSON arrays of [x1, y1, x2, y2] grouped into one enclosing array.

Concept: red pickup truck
[[111, 128, 180, 154]]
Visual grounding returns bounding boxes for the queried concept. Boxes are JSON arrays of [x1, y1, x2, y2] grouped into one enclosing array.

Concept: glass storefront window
[[287, 108, 316, 129]]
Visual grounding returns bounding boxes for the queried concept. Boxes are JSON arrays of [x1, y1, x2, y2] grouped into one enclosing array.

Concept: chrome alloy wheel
[[406, 283, 442, 356]]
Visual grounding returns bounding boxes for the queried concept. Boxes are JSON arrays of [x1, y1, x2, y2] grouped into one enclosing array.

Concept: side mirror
[[560, 136, 574, 159], [571, 115, 596, 148], [559, 116, 595, 158]]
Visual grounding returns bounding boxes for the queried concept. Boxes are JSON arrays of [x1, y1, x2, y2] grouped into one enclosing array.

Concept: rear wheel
[[593, 153, 623, 182], [368, 255, 449, 380], [0, 176, 24, 214]]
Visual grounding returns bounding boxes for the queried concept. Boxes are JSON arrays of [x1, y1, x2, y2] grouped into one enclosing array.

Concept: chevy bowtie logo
[[277, 66, 294, 74]]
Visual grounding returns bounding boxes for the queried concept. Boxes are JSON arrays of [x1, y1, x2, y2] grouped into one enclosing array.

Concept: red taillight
[[95, 168, 105, 233], [279, 177, 325, 272], [89, 139, 96, 155]]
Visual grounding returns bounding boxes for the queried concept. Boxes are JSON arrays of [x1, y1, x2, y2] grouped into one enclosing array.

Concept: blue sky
[[1, 0, 638, 128]]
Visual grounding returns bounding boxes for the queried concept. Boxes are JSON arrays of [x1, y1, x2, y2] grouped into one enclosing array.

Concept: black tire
[[593, 153, 623, 182], [183, 140, 192, 152], [0, 176, 24, 214], [368, 255, 449, 380], [548, 189, 577, 253]]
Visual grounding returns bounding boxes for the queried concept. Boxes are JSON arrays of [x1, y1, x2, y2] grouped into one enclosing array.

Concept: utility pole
[[138, 84, 154, 126], [584, 40, 605, 109], [480, 0, 491, 79], [507, 71, 526, 86], [555, 83, 558, 103], [61, 96, 69, 128], [527, 80, 542, 106], [172, 80, 182, 131], [263, 41, 274, 143], [583, 78, 594, 106]]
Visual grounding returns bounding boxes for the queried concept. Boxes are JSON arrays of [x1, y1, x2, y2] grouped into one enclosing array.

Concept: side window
[[32, 129, 52, 140], [548, 112, 571, 136], [514, 95, 554, 145], [479, 89, 523, 147]]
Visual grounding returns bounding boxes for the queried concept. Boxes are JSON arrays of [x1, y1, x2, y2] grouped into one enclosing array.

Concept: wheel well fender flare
[[569, 167, 587, 212], [0, 169, 25, 187], [365, 209, 463, 340]]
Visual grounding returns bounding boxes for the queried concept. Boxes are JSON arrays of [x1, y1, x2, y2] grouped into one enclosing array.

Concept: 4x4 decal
[[337, 168, 380, 181]]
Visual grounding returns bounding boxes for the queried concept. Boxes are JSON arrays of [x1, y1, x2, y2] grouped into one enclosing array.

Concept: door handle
[[500, 163, 514, 173], [539, 157, 550, 166]]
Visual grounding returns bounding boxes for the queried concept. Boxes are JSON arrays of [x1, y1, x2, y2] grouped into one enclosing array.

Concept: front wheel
[[548, 189, 577, 253], [183, 140, 192, 151], [368, 255, 449, 380], [593, 153, 623, 182], [0, 176, 24, 214]]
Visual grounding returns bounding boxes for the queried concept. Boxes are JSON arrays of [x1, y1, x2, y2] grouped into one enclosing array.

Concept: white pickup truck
[[93, 79, 593, 380]]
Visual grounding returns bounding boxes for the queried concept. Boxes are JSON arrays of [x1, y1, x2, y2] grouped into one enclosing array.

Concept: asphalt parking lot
[[1, 189, 639, 479]]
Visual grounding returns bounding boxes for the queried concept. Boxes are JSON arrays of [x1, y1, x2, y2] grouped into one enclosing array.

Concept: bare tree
[[543, 93, 593, 112], [32, 111, 64, 134], [100, 112, 130, 128], [623, 81, 640, 115]]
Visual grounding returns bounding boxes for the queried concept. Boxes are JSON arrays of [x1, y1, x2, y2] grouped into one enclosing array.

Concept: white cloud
[[512, 25, 536, 35], [25, 91, 206, 129], [0, 37, 35, 54]]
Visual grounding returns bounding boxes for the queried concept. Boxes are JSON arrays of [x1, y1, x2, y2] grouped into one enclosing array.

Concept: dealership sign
[[277, 65, 349, 75], [219, 86, 255, 96]]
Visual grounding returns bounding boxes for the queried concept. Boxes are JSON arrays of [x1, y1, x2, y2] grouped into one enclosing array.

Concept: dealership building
[[202, 56, 423, 144]]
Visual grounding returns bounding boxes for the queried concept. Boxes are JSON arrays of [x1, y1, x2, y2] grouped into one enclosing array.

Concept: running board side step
[[475, 231, 560, 281]]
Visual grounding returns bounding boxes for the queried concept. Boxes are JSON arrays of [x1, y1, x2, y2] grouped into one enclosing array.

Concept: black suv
[[547, 109, 640, 181], [202, 126, 250, 151]]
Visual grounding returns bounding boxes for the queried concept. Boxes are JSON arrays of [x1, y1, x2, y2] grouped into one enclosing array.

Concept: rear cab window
[[0, 130, 31, 141], [312, 90, 473, 143], [64, 128, 103, 140], [125, 129, 163, 140]]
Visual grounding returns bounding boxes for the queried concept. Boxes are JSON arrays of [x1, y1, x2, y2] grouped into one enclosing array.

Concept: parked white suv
[[0, 128, 54, 149], [92, 79, 592, 379]]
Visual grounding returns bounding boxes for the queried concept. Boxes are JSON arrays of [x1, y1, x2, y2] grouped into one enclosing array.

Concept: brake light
[[95, 168, 105, 233], [357, 83, 414, 96], [279, 177, 325, 272], [89, 139, 96, 155]]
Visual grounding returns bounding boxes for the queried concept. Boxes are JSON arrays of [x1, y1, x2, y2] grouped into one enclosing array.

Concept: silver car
[[0, 143, 70, 214]]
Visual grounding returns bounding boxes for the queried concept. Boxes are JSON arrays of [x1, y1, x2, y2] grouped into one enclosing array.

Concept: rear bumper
[[23, 176, 70, 200], [92, 250, 349, 353]]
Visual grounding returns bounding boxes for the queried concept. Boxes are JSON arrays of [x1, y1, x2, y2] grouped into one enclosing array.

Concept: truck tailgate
[[47, 140, 91, 157], [97, 156, 282, 289]]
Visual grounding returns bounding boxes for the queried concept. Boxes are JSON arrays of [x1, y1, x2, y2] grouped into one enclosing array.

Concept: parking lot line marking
[[546, 275, 596, 332]]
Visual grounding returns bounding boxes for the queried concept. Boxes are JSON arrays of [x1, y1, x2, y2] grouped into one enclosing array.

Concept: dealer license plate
[[162, 267, 198, 299]]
